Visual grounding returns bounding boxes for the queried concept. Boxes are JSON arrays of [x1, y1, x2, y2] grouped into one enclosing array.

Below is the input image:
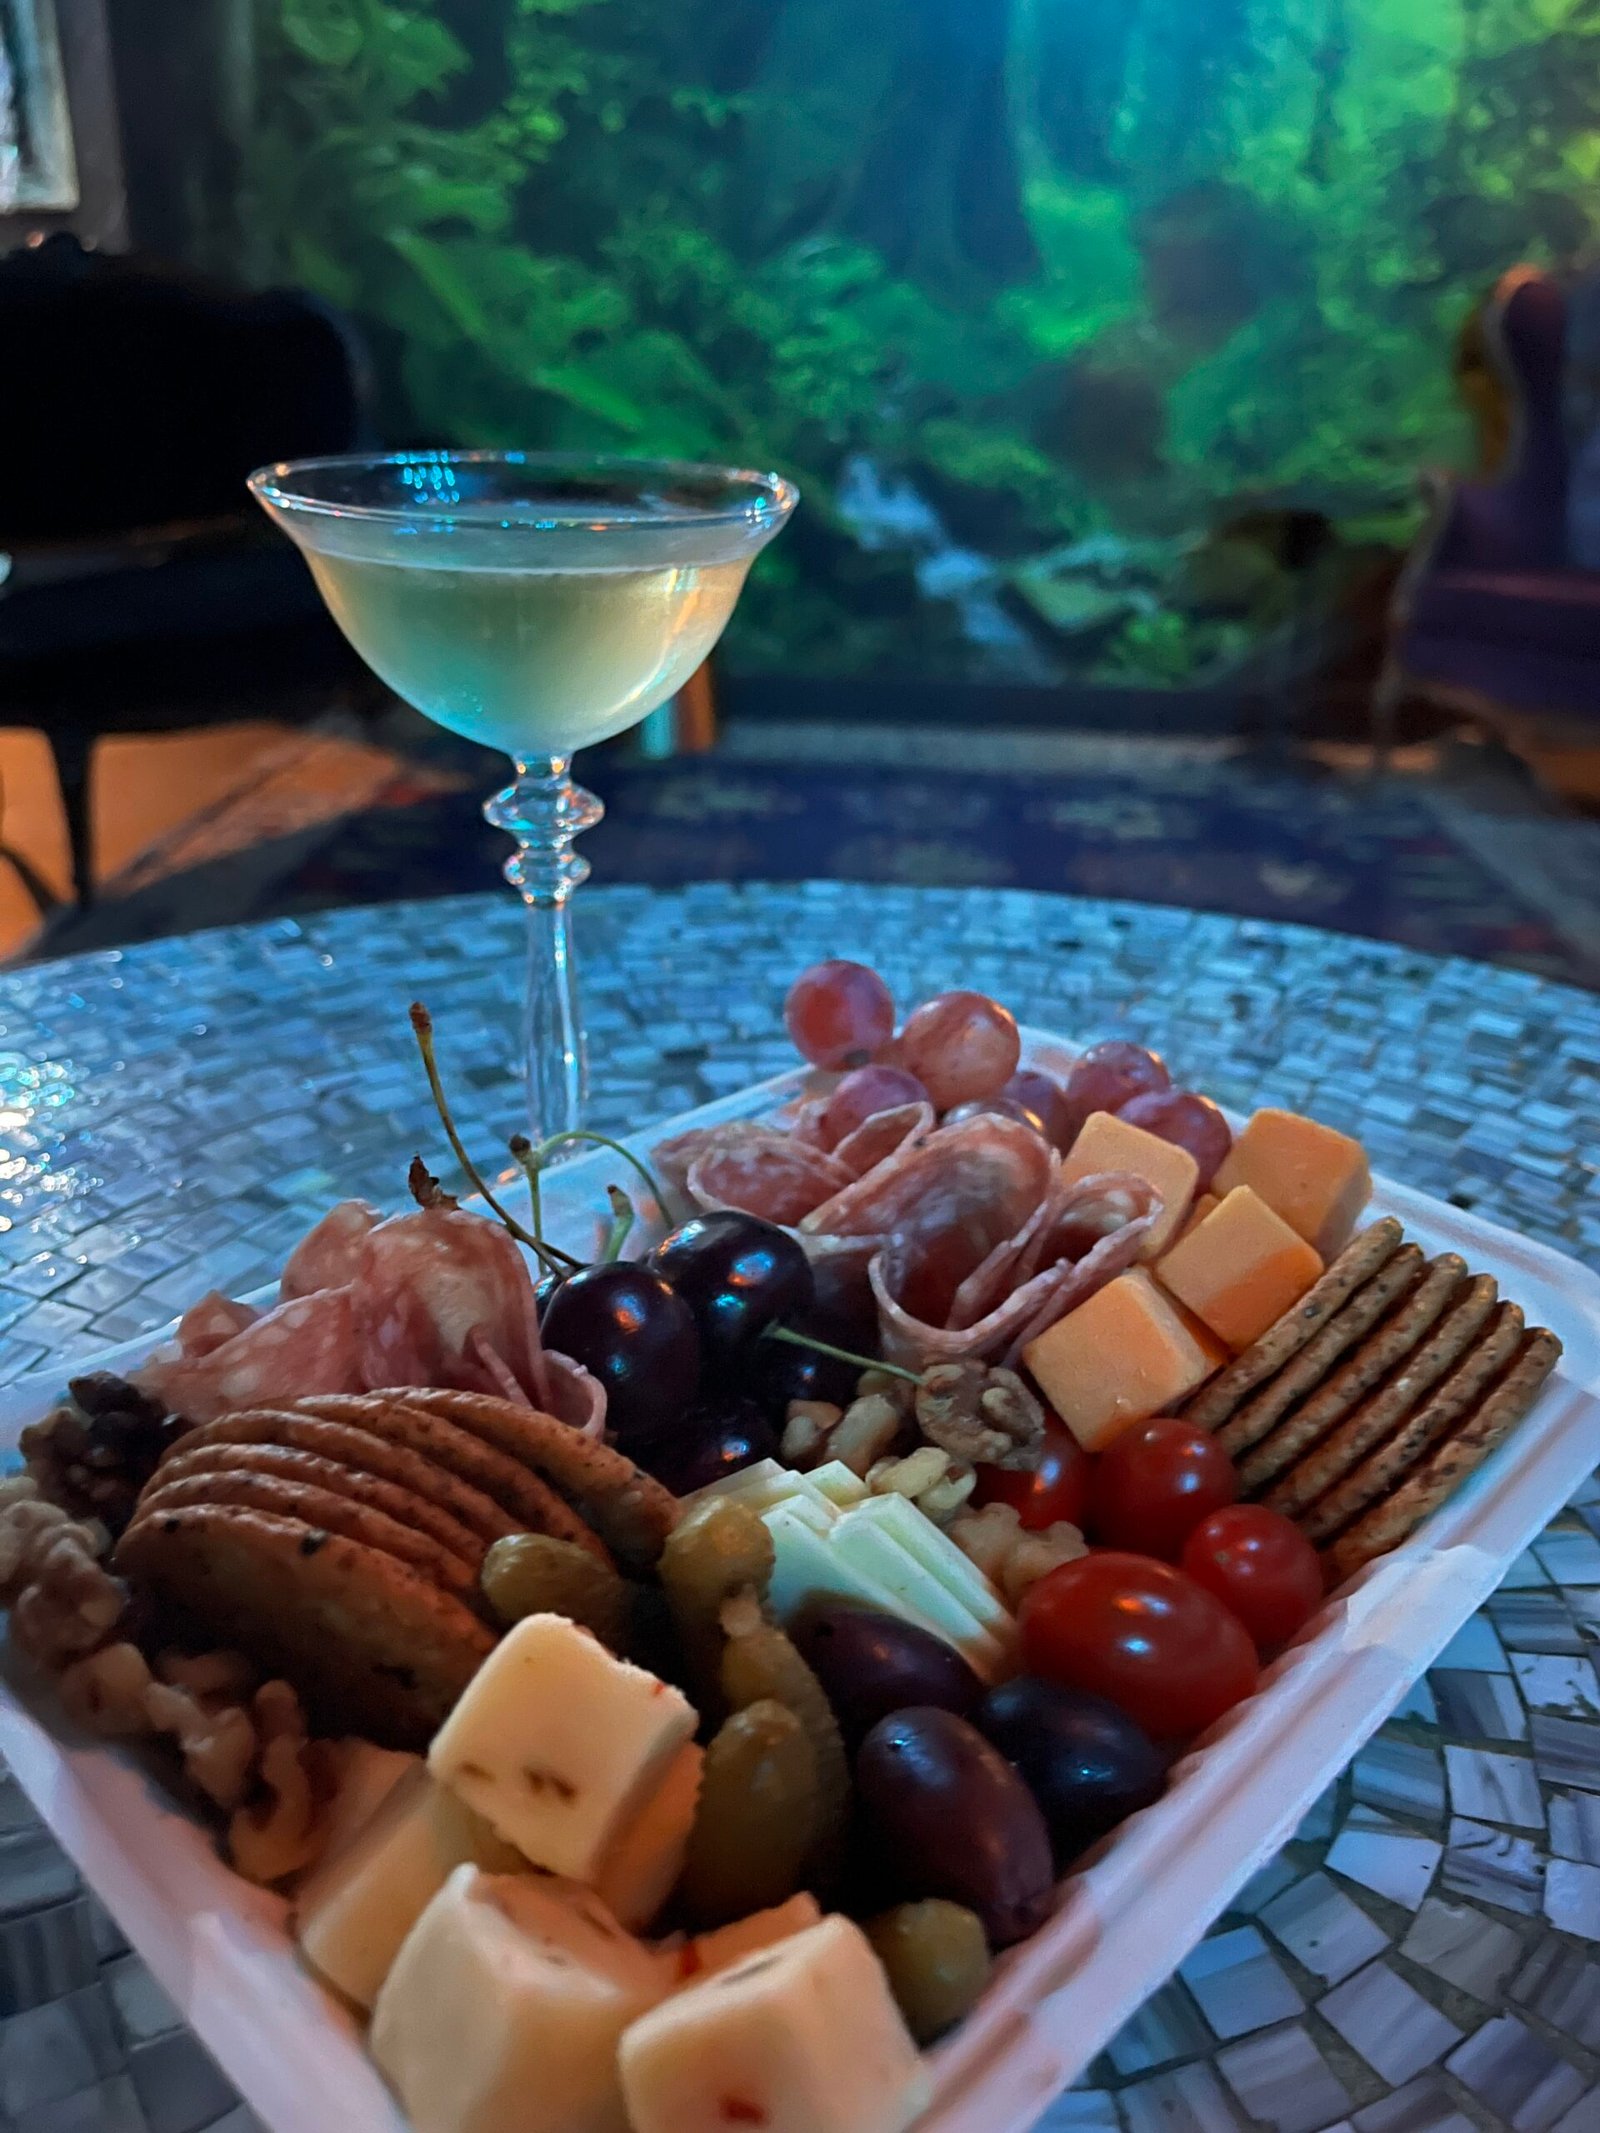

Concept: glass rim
[[246, 449, 799, 532]]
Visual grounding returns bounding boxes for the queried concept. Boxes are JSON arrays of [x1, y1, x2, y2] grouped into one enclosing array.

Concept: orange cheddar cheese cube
[[1023, 1269, 1225, 1451], [1061, 1112, 1200, 1260], [1173, 1192, 1219, 1246], [1213, 1108, 1371, 1258], [1156, 1185, 1323, 1351]]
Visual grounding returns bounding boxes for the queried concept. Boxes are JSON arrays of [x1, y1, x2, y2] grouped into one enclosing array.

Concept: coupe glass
[[249, 452, 797, 1137]]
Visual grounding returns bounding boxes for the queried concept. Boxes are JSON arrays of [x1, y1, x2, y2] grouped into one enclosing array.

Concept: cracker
[[1297, 1302, 1526, 1543], [1236, 1253, 1467, 1493], [1263, 1274, 1500, 1520], [290, 1395, 610, 1563], [1323, 1328, 1563, 1582], [1184, 1218, 1404, 1430], [147, 1441, 489, 1570], [114, 1504, 495, 1749], [390, 1389, 680, 1568], [159, 1413, 520, 1544], [133, 1468, 482, 1602], [1215, 1244, 1427, 1458]]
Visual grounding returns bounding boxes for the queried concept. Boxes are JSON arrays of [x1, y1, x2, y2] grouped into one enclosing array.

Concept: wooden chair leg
[[47, 728, 96, 908]]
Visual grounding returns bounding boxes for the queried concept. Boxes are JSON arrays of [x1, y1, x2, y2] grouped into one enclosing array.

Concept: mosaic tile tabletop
[[0, 882, 1595, 2133]]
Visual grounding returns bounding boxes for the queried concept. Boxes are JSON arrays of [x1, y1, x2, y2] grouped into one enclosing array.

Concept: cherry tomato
[[972, 1409, 1091, 1531], [1088, 1417, 1237, 1560], [1019, 1552, 1259, 1741], [1181, 1506, 1326, 1652]]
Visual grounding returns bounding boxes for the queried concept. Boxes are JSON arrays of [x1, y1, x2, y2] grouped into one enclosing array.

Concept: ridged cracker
[[1298, 1302, 1527, 1543], [389, 1389, 680, 1568], [1214, 1244, 1427, 1458], [158, 1412, 520, 1545], [1323, 1329, 1564, 1582], [1236, 1254, 1468, 1493], [1264, 1274, 1500, 1520], [1184, 1218, 1405, 1431], [291, 1394, 609, 1563], [148, 1440, 489, 1570], [133, 1467, 482, 1602], [114, 1503, 495, 1749]]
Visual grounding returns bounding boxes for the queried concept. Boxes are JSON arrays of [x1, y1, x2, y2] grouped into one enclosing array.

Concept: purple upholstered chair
[[1375, 264, 1600, 752]]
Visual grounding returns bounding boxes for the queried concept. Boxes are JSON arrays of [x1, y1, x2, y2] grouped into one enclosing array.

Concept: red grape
[[784, 961, 895, 1071], [1020, 1553, 1258, 1740], [1088, 1416, 1237, 1559], [1117, 1089, 1232, 1190], [1002, 1069, 1074, 1151], [943, 1094, 1046, 1133], [1061, 1041, 1170, 1145], [898, 991, 1021, 1110], [820, 1063, 927, 1146], [1181, 1507, 1325, 1652]]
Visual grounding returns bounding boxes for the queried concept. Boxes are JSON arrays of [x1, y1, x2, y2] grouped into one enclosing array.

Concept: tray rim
[[0, 1027, 1597, 2133]]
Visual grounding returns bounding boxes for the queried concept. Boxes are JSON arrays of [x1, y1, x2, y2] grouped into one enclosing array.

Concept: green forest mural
[[225, 0, 1597, 683]]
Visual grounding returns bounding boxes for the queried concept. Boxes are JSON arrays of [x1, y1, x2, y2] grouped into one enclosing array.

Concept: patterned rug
[[34, 727, 1600, 990]]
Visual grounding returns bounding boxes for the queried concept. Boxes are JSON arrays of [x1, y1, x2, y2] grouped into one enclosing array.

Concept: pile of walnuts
[[0, 1470, 338, 1885]]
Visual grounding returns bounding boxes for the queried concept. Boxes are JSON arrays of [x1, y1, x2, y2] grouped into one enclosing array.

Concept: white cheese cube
[[620, 1915, 930, 2133], [315, 1743, 420, 1867], [429, 1613, 697, 1882], [678, 1895, 823, 1984], [372, 1867, 668, 2133], [595, 1741, 702, 1932], [293, 1765, 521, 2010]]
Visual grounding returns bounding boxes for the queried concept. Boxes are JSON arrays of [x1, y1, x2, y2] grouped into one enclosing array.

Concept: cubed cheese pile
[[1027, 1103, 1370, 1451], [688, 1457, 1015, 1675], [294, 1614, 929, 2133]]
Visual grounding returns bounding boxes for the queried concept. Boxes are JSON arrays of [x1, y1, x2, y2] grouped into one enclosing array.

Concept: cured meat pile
[[135, 1181, 604, 1434], [656, 1108, 1160, 1367]]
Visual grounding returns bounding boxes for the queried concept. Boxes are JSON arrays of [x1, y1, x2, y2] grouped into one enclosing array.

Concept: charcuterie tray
[[0, 1031, 1597, 2133]]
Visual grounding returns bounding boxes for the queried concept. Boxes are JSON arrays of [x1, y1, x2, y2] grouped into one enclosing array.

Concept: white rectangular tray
[[1, 1032, 1597, 2133]]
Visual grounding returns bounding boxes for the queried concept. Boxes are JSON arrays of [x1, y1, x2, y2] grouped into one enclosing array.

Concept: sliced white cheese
[[839, 1493, 1014, 1643], [429, 1614, 697, 1883], [372, 1867, 669, 2133], [293, 1765, 522, 2011], [595, 1741, 703, 1933], [620, 1914, 930, 2133], [825, 1506, 1006, 1677], [807, 1461, 869, 1508], [689, 1459, 804, 1516]]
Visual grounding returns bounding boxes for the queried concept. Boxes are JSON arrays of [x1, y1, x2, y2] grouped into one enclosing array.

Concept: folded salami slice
[[653, 1120, 777, 1199], [832, 1100, 936, 1180], [135, 1287, 362, 1423], [802, 1112, 1052, 1247], [870, 1170, 1160, 1365], [175, 1291, 262, 1359], [686, 1134, 855, 1226], [280, 1199, 382, 1301], [351, 1204, 550, 1409]]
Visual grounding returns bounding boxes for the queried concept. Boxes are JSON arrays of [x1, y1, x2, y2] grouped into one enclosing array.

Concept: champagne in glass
[[250, 454, 797, 1138]]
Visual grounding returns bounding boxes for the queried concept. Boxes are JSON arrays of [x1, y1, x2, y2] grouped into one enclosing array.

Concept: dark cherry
[[641, 1399, 778, 1494], [747, 1312, 865, 1417], [646, 1211, 816, 1362], [533, 1268, 565, 1323], [540, 1263, 700, 1449]]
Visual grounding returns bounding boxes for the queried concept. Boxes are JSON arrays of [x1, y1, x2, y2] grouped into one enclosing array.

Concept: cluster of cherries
[[538, 1209, 865, 1493], [785, 960, 1233, 1189]]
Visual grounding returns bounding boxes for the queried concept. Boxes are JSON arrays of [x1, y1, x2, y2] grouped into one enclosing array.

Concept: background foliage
[[234, 0, 1599, 682]]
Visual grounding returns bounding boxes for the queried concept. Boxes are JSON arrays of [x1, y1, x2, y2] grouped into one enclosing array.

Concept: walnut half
[[915, 1362, 1044, 1470]]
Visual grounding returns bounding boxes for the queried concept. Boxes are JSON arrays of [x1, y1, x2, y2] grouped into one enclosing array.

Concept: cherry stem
[[523, 1129, 668, 1213], [409, 1003, 575, 1274], [508, 1135, 582, 1272], [600, 1185, 635, 1264], [763, 1323, 922, 1386]]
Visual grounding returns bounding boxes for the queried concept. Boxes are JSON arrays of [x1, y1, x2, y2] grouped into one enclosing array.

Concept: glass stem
[[484, 755, 605, 1142]]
